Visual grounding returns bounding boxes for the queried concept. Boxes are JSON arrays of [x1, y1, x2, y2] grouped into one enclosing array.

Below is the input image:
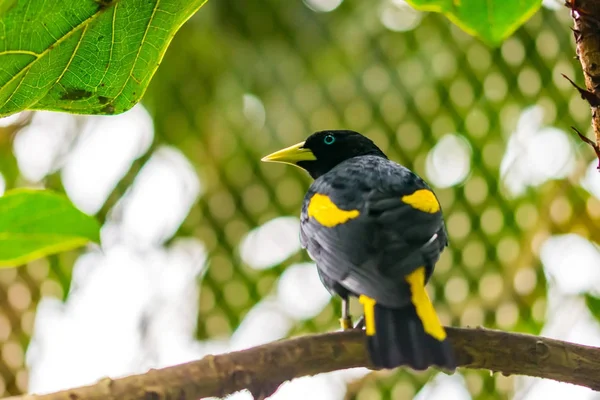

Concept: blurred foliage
[[0, 0, 597, 399], [585, 294, 600, 324], [0, 0, 207, 117], [0, 189, 100, 267], [406, 0, 542, 46]]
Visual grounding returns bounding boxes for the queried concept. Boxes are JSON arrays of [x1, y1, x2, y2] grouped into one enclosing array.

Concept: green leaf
[[585, 293, 600, 324], [0, 189, 100, 267], [406, 0, 542, 46], [0, 0, 207, 118]]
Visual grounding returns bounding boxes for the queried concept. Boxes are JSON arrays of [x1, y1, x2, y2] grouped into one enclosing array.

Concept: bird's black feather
[[300, 155, 447, 307]]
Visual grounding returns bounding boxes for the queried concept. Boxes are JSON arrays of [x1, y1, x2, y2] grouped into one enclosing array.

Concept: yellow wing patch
[[307, 193, 360, 227], [405, 267, 446, 341], [401, 189, 440, 214], [359, 295, 377, 336]]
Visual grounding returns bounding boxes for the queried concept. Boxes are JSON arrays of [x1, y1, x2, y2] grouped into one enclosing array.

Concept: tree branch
[[568, 0, 600, 168], [4, 327, 600, 400]]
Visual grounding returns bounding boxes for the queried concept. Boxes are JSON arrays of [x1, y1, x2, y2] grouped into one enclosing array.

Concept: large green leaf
[[406, 0, 542, 46], [0, 0, 207, 118], [0, 189, 100, 267]]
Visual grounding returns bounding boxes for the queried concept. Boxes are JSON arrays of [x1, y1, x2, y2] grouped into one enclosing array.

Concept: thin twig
[[572, 126, 600, 168]]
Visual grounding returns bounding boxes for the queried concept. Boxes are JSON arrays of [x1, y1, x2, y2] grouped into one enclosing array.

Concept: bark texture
[[569, 0, 600, 163]]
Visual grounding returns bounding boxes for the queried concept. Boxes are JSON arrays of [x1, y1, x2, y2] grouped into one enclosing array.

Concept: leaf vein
[[112, 0, 161, 102], [0, 50, 39, 56], [0, 68, 27, 110], [54, 24, 88, 86], [0, 6, 109, 99], [98, 4, 118, 88]]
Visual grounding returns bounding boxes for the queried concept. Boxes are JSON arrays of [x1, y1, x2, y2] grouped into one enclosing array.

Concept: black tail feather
[[366, 303, 456, 371]]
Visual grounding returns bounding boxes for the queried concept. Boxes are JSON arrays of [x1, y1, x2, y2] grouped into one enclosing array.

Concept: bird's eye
[[324, 135, 335, 145]]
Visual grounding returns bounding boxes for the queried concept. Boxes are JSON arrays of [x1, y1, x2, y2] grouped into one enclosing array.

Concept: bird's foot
[[339, 316, 353, 330]]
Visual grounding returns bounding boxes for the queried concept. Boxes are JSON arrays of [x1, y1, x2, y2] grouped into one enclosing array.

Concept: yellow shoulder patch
[[307, 193, 360, 227], [405, 267, 446, 341], [401, 189, 440, 214], [359, 295, 377, 336]]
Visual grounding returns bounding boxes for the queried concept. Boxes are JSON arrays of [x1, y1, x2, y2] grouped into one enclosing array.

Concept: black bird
[[261, 130, 455, 371]]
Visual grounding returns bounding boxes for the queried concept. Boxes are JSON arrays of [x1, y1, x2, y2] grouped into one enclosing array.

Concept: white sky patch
[[270, 373, 347, 400], [580, 160, 600, 200], [542, 0, 563, 10], [221, 391, 254, 400], [0, 173, 5, 196], [102, 146, 201, 249], [229, 297, 294, 351], [379, 0, 422, 32], [268, 368, 371, 400], [61, 104, 154, 215], [415, 373, 471, 400], [303, 0, 343, 12], [13, 111, 79, 182], [239, 216, 302, 270], [276, 262, 331, 320], [518, 378, 597, 400], [139, 238, 208, 367], [426, 133, 472, 188], [243, 94, 266, 131], [540, 234, 600, 295], [222, 365, 370, 400], [26, 239, 208, 394], [500, 106, 575, 197], [0, 111, 26, 127]]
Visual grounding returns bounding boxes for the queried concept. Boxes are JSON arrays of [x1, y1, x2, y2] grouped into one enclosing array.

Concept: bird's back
[[300, 155, 447, 308]]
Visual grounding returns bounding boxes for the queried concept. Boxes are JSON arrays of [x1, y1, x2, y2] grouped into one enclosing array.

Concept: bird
[[261, 130, 456, 371]]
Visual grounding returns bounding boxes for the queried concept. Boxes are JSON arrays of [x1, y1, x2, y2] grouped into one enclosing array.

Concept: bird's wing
[[300, 158, 447, 308]]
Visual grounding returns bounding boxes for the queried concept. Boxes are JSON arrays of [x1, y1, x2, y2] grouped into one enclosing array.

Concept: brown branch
[[4, 327, 600, 400], [567, 0, 600, 168]]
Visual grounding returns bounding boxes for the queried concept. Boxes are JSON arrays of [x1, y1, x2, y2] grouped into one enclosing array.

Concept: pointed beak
[[261, 141, 316, 165]]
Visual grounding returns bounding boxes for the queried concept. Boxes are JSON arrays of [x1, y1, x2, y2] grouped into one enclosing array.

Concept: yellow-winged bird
[[261, 130, 455, 371]]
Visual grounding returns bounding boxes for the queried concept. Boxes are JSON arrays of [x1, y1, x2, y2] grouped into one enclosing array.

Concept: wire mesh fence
[[0, 1, 598, 399]]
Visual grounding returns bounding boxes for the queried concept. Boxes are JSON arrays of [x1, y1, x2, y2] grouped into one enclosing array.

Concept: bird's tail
[[359, 267, 456, 371]]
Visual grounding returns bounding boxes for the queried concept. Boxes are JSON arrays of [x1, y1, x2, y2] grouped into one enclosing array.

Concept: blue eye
[[324, 135, 335, 145]]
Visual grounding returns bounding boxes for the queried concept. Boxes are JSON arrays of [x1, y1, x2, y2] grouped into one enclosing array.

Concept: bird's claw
[[339, 316, 353, 330]]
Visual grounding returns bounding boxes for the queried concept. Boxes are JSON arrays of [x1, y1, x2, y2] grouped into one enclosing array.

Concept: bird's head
[[261, 130, 387, 179]]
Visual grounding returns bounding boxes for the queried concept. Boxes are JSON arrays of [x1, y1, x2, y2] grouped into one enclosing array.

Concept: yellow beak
[[261, 141, 316, 165]]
